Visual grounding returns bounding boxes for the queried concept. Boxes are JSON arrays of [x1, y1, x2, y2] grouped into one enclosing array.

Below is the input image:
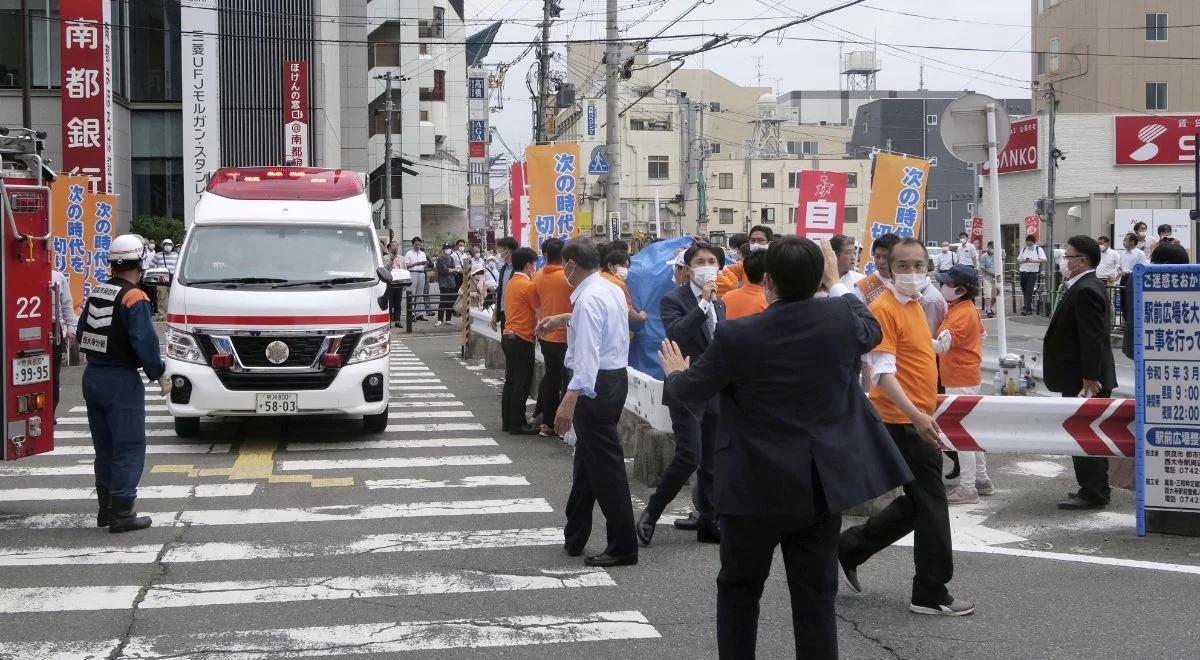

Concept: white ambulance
[[163, 167, 393, 436]]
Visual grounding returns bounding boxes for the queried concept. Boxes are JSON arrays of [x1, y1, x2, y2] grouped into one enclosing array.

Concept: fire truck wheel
[[174, 416, 201, 438], [363, 411, 388, 433]]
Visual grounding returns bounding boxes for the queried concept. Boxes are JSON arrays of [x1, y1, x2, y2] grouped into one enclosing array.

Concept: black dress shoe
[[584, 552, 638, 567], [509, 424, 538, 436], [564, 543, 584, 557], [673, 512, 699, 531], [636, 511, 657, 546], [696, 525, 720, 543], [1057, 496, 1107, 511]]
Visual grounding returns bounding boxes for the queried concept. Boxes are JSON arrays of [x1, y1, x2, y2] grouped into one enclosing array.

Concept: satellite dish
[[939, 93, 1011, 165]]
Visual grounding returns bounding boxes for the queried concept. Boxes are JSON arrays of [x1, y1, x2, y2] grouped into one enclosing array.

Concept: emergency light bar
[[205, 167, 364, 201]]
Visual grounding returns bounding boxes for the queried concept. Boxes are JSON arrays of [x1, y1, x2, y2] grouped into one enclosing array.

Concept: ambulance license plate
[[255, 393, 298, 414], [12, 355, 51, 386]]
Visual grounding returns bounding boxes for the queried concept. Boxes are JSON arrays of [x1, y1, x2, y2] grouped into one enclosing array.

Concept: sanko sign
[[1114, 115, 1200, 166], [982, 117, 1038, 175]]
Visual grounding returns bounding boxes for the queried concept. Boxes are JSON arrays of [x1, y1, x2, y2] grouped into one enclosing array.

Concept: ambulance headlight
[[166, 327, 205, 364], [347, 326, 390, 364]]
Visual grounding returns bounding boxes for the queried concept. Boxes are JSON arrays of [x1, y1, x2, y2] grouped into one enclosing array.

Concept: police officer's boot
[[95, 485, 110, 527], [108, 497, 152, 533]]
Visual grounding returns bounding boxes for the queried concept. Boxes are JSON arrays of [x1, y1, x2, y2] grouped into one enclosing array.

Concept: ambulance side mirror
[[375, 266, 393, 284]]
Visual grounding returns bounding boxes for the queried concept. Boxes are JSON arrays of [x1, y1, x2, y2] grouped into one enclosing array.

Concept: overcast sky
[[468, 0, 1032, 161]]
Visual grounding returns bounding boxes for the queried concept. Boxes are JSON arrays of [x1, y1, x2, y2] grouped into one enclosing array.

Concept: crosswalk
[[0, 339, 661, 657]]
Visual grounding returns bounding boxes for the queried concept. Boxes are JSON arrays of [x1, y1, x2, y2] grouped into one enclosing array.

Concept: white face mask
[[1059, 258, 1072, 279], [940, 284, 963, 302], [894, 273, 928, 297], [615, 266, 629, 280], [1100, 244, 1109, 252], [748, 243, 768, 252], [691, 265, 719, 288]]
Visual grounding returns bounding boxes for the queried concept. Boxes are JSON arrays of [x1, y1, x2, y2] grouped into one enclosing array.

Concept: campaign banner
[[50, 175, 115, 315], [59, 0, 113, 193], [525, 143, 582, 255], [1024, 214, 1042, 241], [1115, 115, 1200, 166], [182, 0, 220, 226], [283, 60, 309, 166], [969, 216, 984, 251], [795, 170, 847, 242], [982, 117, 1039, 175], [857, 153, 931, 275], [509, 162, 525, 242]]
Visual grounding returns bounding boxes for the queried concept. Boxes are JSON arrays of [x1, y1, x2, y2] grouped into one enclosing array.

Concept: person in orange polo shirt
[[601, 250, 647, 326], [716, 227, 770, 295], [528, 238, 575, 437], [500, 248, 540, 435], [722, 249, 768, 320], [838, 237, 974, 618]]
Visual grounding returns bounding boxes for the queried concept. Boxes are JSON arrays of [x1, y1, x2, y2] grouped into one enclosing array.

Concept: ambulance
[[163, 167, 392, 436]]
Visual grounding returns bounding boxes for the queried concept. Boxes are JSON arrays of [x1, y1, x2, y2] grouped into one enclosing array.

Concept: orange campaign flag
[[525, 143, 582, 257], [858, 153, 931, 275], [50, 176, 116, 315]]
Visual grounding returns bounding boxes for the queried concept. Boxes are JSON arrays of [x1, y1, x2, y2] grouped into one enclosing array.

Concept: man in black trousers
[[660, 236, 911, 659], [536, 237, 637, 567], [637, 241, 725, 545], [499, 247, 539, 435], [1046, 235, 1118, 510]]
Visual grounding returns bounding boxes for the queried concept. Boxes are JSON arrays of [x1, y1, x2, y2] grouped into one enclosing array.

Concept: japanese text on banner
[[50, 175, 115, 315], [796, 170, 847, 242], [858, 153, 930, 275], [525, 143, 582, 258]]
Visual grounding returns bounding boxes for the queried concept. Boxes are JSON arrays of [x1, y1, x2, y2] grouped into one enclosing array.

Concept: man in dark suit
[[660, 236, 912, 659], [637, 242, 726, 545], [1046, 235, 1119, 510]]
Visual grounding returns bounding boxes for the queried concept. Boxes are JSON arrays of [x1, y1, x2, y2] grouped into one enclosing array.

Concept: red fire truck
[[1, 126, 55, 460]]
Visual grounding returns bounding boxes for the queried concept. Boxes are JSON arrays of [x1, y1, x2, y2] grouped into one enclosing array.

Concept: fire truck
[[1, 126, 56, 460]]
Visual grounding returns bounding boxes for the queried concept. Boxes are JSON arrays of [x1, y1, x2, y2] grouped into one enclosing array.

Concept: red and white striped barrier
[[934, 395, 1135, 457]]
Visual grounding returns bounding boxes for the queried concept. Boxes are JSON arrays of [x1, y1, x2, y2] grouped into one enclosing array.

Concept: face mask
[[616, 266, 629, 280], [691, 265, 719, 287], [748, 243, 768, 252], [1100, 244, 1108, 252], [1059, 258, 1072, 279], [1137, 231, 1147, 238], [940, 284, 963, 302], [894, 273, 927, 297]]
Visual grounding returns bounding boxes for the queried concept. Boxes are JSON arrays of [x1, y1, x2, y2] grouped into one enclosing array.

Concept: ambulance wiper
[[187, 277, 288, 285], [272, 277, 375, 289]]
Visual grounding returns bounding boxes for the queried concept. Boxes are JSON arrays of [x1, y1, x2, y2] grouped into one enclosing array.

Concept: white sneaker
[[945, 484, 979, 505], [433, 321, 443, 327], [976, 478, 995, 496], [910, 597, 975, 617]]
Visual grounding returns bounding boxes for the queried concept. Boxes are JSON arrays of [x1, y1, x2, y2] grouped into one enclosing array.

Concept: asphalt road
[[2, 331, 1198, 659]]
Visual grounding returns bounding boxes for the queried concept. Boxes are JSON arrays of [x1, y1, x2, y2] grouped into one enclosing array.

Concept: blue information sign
[[468, 120, 487, 142], [587, 105, 597, 137], [1134, 264, 1200, 536], [588, 145, 609, 175]]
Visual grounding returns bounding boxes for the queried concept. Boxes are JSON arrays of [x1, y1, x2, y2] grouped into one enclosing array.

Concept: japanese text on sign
[[858, 154, 930, 274]]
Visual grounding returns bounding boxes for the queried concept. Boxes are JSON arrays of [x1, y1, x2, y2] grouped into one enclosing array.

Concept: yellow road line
[[229, 437, 278, 480]]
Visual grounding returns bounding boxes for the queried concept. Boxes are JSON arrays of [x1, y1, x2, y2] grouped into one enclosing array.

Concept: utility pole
[[1045, 82, 1058, 313], [374, 72, 408, 235], [536, 0, 552, 144], [604, 0, 621, 235], [19, 0, 31, 128], [697, 102, 707, 235]]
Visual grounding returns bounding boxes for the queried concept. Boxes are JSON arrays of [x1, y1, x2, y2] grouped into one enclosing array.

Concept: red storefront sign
[[509, 162, 525, 242], [1114, 115, 1200, 165], [969, 216, 984, 250], [795, 170, 847, 241], [283, 61, 309, 166], [469, 142, 486, 159], [982, 117, 1038, 175], [1024, 214, 1042, 241], [59, 0, 113, 193]]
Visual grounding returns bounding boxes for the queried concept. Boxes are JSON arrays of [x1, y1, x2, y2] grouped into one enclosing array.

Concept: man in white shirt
[[535, 237, 637, 568], [1017, 235, 1046, 315], [1118, 233, 1148, 277], [978, 242, 1000, 318], [956, 232, 979, 268], [1095, 236, 1121, 284], [936, 242, 957, 273], [403, 237, 432, 320], [832, 234, 865, 288]]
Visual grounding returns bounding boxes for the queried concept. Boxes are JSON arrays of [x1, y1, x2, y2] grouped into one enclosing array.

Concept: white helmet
[[109, 233, 146, 268]]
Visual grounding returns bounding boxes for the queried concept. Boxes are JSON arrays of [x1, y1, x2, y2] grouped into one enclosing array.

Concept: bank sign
[[981, 117, 1038, 175], [1115, 115, 1200, 165]]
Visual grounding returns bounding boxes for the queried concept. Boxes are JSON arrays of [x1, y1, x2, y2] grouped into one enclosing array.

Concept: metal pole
[[1045, 83, 1058, 314], [383, 73, 393, 231], [536, 0, 551, 144], [986, 103, 1008, 358], [604, 0, 621, 235], [1194, 132, 1199, 264], [19, 0, 31, 128]]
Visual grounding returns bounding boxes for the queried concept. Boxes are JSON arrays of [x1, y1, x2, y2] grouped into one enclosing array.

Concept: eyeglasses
[[1064, 254, 1086, 262]]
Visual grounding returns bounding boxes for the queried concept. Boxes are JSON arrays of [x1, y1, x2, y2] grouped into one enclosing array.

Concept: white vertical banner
[[181, 0, 220, 227]]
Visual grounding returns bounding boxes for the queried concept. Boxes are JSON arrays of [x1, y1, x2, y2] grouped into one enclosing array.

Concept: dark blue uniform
[[77, 278, 164, 505]]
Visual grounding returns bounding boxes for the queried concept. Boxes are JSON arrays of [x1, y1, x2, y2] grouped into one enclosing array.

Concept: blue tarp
[[627, 236, 694, 379]]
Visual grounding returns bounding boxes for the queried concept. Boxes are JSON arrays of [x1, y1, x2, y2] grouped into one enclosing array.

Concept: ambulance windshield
[[179, 225, 378, 288]]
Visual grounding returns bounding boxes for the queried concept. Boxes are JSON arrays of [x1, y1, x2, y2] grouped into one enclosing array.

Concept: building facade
[[1032, 0, 1200, 114]]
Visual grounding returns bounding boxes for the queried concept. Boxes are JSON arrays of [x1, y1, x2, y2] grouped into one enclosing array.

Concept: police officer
[[77, 234, 166, 533]]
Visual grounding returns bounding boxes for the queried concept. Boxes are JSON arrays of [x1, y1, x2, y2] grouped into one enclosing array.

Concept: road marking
[[387, 400, 464, 408], [0, 527, 565, 567], [0, 569, 615, 613], [365, 475, 530, 489], [115, 611, 659, 657], [55, 429, 176, 439], [392, 391, 456, 398], [390, 366, 434, 371], [0, 483, 256, 502], [57, 416, 175, 425], [1005, 459, 1068, 478], [44, 443, 232, 456], [286, 437, 497, 451], [386, 422, 485, 433], [387, 410, 474, 419], [178, 497, 553, 526], [228, 437, 277, 480], [390, 385, 448, 391], [389, 378, 441, 384], [278, 454, 511, 471]]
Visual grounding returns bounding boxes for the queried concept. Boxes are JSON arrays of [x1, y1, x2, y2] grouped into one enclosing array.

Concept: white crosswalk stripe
[[365, 475, 530, 489], [0, 483, 257, 502], [45, 443, 231, 455], [388, 409, 473, 419], [390, 384, 447, 390], [278, 454, 511, 471], [286, 437, 496, 451]]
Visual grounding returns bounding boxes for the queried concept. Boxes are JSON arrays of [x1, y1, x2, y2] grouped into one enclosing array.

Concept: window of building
[[1036, 51, 1045, 76], [967, 202, 975, 214], [709, 142, 721, 154], [419, 7, 445, 38], [786, 140, 819, 156], [926, 199, 938, 210], [369, 110, 402, 137], [369, 43, 400, 68], [419, 87, 433, 102], [131, 111, 184, 220], [129, 0, 181, 101], [718, 173, 733, 189], [926, 114, 938, 126], [432, 70, 446, 101], [788, 206, 797, 224], [760, 172, 775, 189], [1049, 37, 1060, 73], [787, 172, 801, 189], [629, 117, 671, 131], [761, 207, 775, 224], [845, 206, 858, 226], [1037, 0, 1044, 14], [1147, 13, 1168, 41], [1147, 82, 1168, 110], [847, 172, 858, 188], [0, 0, 57, 89], [420, 109, 430, 121], [718, 208, 734, 225], [648, 155, 669, 180], [419, 42, 430, 55], [929, 157, 938, 167]]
